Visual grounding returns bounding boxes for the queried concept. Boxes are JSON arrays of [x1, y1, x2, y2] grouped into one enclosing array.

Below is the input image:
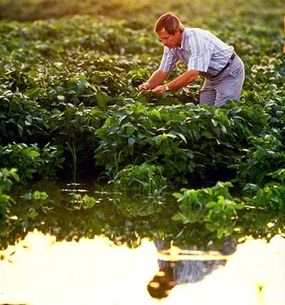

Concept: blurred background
[[0, 0, 283, 28]]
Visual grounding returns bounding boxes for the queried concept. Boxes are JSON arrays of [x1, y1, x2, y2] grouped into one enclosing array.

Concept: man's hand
[[138, 82, 151, 91], [138, 70, 169, 92], [151, 85, 167, 95]]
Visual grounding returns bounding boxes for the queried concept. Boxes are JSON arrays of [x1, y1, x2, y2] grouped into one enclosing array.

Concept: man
[[147, 238, 236, 299], [139, 12, 245, 107]]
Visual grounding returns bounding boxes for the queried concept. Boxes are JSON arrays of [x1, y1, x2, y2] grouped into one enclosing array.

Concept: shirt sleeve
[[187, 31, 214, 73], [158, 47, 178, 72]]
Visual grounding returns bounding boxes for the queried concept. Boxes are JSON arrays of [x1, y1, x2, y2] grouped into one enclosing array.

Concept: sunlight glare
[[0, 230, 285, 305]]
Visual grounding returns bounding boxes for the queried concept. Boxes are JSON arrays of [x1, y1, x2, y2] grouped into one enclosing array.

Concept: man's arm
[[151, 70, 199, 94], [138, 70, 169, 91]]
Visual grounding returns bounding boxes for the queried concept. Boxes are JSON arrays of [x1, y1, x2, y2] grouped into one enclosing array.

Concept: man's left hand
[[151, 85, 167, 95]]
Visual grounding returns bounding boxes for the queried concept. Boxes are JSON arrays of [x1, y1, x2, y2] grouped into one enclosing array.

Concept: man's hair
[[147, 266, 176, 299], [154, 12, 184, 35]]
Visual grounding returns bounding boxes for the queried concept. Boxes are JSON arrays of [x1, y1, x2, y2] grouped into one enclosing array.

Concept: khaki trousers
[[199, 55, 245, 107]]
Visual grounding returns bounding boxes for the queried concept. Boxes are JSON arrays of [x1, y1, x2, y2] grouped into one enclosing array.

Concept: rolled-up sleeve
[[159, 47, 178, 72]]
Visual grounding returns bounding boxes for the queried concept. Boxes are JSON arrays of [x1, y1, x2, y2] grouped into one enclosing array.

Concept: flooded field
[[1, 230, 285, 305], [0, 1, 284, 304], [1, 181, 285, 305]]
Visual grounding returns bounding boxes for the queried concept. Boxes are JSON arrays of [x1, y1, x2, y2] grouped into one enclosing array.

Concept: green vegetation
[[0, 0, 284, 246], [0, 168, 18, 218]]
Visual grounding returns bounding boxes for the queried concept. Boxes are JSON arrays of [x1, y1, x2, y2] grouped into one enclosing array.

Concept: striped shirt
[[159, 28, 234, 77], [158, 259, 225, 284]]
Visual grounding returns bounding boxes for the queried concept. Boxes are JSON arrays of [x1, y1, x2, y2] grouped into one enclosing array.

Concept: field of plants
[[0, 0, 285, 247]]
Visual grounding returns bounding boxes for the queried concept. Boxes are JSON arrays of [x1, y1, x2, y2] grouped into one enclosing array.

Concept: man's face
[[157, 28, 182, 48]]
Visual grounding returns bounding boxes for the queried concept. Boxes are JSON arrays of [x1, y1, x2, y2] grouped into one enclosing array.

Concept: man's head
[[154, 12, 184, 48], [147, 265, 176, 299]]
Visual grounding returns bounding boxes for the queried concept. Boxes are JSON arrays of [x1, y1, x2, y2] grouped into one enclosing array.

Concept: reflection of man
[[147, 239, 236, 299], [139, 12, 245, 107], [147, 258, 225, 299]]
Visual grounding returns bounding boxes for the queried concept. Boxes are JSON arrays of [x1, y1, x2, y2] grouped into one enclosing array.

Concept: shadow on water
[[0, 181, 285, 304]]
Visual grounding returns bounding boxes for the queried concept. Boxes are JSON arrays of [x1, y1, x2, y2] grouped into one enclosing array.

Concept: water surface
[[1, 181, 285, 305]]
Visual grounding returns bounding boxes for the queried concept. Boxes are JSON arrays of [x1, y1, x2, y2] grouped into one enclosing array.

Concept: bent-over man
[[139, 12, 245, 107]]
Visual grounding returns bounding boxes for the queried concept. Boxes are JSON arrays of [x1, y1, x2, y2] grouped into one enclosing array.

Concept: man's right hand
[[138, 82, 151, 91]]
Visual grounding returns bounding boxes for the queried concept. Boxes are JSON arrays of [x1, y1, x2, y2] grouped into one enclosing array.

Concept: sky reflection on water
[[1, 230, 285, 305]]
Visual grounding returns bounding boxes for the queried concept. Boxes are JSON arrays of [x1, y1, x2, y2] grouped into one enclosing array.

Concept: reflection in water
[[147, 239, 236, 299], [0, 230, 285, 305]]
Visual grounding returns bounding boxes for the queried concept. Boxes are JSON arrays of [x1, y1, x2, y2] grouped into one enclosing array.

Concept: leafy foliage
[[0, 143, 64, 180], [0, 168, 18, 218], [173, 182, 244, 239], [112, 163, 167, 195], [0, 0, 284, 245]]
